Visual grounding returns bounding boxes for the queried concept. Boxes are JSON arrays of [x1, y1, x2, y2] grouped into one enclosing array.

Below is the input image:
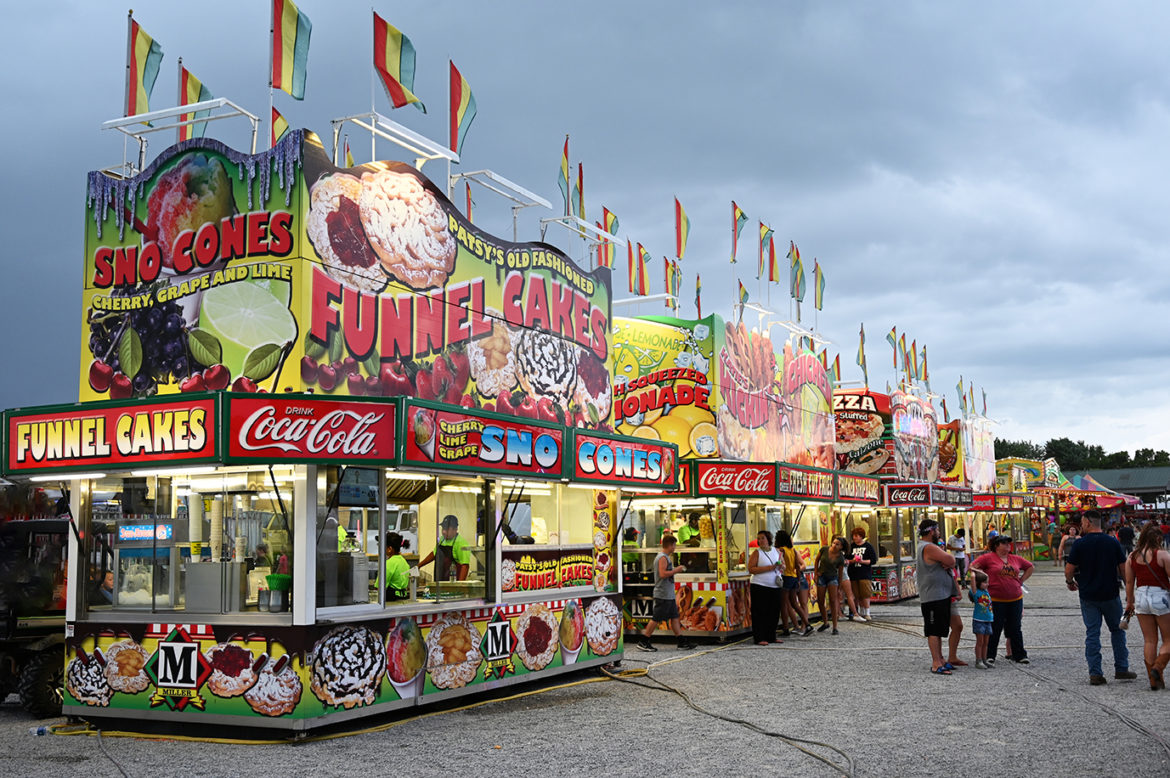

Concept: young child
[[969, 569, 994, 668]]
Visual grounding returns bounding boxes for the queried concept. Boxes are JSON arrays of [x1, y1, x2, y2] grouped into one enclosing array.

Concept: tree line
[[993, 437, 1170, 471]]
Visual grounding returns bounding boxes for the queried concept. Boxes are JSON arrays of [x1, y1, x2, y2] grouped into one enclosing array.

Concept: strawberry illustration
[[460, 394, 476, 409], [448, 349, 470, 394], [415, 366, 434, 400], [482, 401, 495, 413], [516, 396, 537, 419], [430, 357, 463, 405], [536, 396, 558, 424], [496, 393, 516, 416]]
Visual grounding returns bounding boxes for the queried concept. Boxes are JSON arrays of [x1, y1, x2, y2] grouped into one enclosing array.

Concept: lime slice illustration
[[199, 279, 297, 377]]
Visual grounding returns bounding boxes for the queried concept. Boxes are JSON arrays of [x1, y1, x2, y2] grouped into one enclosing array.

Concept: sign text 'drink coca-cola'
[[696, 463, 776, 496], [885, 484, 931, 506], [228, 397, 396, 462]]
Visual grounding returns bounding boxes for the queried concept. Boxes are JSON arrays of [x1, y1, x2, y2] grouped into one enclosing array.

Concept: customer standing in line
[[814, 537, 847, 635], [776, 530, 812, 636], [946, 527, 968, 585], [1118, 519, 1136, 557], [1048, 516, 1061, 567], [637, 534, 695, 652], [917, 518, 958, 675], [1058, 525, 1080, 565], [847, 527, 878, 620], [1066, 511, 1136, 685], [1124, 523, 1170, 689], [747, 530, 783, 645], [970, 534, 1034, 665]]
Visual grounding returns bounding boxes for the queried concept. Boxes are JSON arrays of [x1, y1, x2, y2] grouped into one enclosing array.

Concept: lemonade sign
[[611, 316, 719, 458]]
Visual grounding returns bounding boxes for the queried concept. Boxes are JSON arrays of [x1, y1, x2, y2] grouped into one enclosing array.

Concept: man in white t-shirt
[[946, 528, 968, 585]]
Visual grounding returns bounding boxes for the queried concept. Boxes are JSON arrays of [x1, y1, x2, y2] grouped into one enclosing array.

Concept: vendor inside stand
[[677, 512, 710, 573], [419, 515, 471, 581]]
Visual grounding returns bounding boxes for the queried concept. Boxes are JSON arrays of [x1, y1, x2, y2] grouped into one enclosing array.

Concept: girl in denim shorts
[[969, 569, 994, 669]]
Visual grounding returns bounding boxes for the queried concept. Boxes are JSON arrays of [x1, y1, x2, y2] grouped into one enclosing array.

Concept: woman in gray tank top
[[917, 519, 959, 674]]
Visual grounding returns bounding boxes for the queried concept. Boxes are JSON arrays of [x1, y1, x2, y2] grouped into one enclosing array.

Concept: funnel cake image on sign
[[516, 603, 559, 672], [204, 642, 260, 698], [244, 654, 302, 717], [307, 173, 388, 293], [67, 648, 114, 707], [359, 169, 456, 290], [309, 625, 387, 709], [426, 612, 483, 690], [103, 639, 151, 694], [584, 597, 620, 656]]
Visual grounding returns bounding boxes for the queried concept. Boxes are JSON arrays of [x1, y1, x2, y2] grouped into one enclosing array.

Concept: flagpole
[[176, 56, 183, 145], [370, 7, 376, 163], [268, 1, 275, 149], [125, 10, 133, 119]]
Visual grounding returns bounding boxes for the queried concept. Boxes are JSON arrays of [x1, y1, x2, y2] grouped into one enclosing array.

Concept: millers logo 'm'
[[887, 485, 931, 505], [231, 398, 393, 459], [696, 463, 775, 496]]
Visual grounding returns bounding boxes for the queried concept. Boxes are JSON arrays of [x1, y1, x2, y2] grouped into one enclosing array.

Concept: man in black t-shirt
[[848, 526, 878, 619], [1066, 511, 1136, 685], [1117, 521, 1135, 556]]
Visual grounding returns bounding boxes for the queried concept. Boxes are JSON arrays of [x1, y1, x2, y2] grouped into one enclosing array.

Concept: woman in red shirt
[[1124, 523, 1170, 689], [970, 535, 1034, 665]]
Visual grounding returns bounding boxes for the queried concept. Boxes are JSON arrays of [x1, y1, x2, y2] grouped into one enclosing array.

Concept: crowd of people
[[634, 510, 1170, 691]]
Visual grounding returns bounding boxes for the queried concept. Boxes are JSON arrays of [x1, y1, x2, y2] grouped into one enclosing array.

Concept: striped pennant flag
[[921, 344, 929, 384], [373, 13, 424, 112], [449, 60, 477, 155], [731, 202, 747, 264], [634, 244, 650, 296], [814, 261, 825, 311], [818, 349, 829, 371], [899, 333, 908, 373], [738, 280, 750, 305], [791, 246, 806, 302], [696, 274, 702, 319], [957, 377, 965, 413], [574, 163, 585, 223], [857, 323, 868, 387], [594, 223, 611, 267], [557, 136, 570, 216], [602, 207, 619, 237], [767, 236, 780, 282], [627, 241, 636, 291], [271, 106, 289, 147], [910, 339, 919, 380], [758, 223, 774, 279], [886, 326, 897, 368], [466, 182, 474, 223], [830, 354, 841, 384], [675, 198, 690, 260], [941, 398, 950, 422], [177, 63, 212, 141], [344, 136, 354, 167], [271, 0, 311, 100], [969, 385, 976, 415], [126, 14, 163, 118], [982, 389, 988, 416]]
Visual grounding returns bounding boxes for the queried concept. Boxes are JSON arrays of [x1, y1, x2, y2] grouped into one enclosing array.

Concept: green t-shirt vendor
[[385, 531, 411, 600], [621, 527, 640, 565], [418, 514, 471, 581], [677, 513, 702, 545]]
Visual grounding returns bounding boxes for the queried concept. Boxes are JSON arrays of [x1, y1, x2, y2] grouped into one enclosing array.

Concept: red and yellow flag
[[373, 12, 424, 112], [449, 60, 476, 154], [674, 198, 690, 260], [271, 106, 289, 147], [731, 201, 747, 264], [633, 244, 650, 295], [271, 0, 311, 100], [126, 15, 163, 117], [767, 236, 780, 282], [758, 223, 774, 279], [344, 136, 354, 167], [177, 64, 211, 141], [557, 136, 570, 216]]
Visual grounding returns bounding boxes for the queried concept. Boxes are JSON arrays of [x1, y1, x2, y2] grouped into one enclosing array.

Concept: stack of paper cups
[[234, 536, 247, 560], [209, 498, 223, 561], [188, 494, 203, 562]]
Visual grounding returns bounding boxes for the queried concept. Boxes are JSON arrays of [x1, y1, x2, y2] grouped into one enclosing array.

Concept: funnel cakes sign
[[402, 400, 564, 479]]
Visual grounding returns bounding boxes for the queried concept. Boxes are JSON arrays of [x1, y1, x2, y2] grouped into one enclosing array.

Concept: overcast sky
[[1, 1, 1167, 454]]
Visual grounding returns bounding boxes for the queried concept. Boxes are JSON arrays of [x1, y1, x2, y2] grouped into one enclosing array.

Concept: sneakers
[[1115, 669, 1138, 680], [975, 660, 989, 669], [1089, 674, 1107, 685], [636, 639, 657, 652], [678, 640, 698, 650], [817, 623, 830, 633], [831, 628, 839, 635], [846, 613, 854, 621], [779, 628, 791, 637], [985, 658, 995, 666], [854, 614, 867, 623], [802, 625, 815, 637], [1014, 657, 1030, 665]]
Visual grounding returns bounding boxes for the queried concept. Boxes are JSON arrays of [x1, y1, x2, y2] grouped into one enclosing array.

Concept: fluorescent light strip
[[29, 473, 104, 482], [130, 466, 220, 478]]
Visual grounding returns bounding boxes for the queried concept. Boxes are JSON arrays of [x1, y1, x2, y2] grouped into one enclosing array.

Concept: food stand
[[3, 128, 691, 731]]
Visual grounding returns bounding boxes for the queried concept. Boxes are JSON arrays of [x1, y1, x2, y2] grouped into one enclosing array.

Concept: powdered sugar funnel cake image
[[584, 597, 620, 656], [358, 168, 456, 290], [244, 653, 303, 717]]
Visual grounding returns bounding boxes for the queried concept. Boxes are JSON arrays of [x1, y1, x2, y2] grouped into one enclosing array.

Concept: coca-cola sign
[[885, 484, 932, 506], [695, 462, 776, 497], [972, 494, 995, 510], [227, 396, 397, 464]]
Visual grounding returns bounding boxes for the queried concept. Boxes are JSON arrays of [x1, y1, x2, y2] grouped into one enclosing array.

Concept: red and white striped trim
[[145, 623, 215, 638], [416, 598, 603, 627], [676, 581, 728, 592]]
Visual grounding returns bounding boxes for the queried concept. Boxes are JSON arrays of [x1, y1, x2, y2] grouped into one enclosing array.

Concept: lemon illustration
[[669, 403, 715, 428], [689, 422, 718, 457], [199, 279, 297, 378], [652, 414, 692, 457], [631, 426, 661, 441]]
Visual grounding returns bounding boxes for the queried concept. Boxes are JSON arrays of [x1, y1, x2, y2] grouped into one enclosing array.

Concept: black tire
[[18, 650, 63, 718]]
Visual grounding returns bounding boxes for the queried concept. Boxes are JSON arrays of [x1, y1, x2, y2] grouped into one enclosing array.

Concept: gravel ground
[[3, 567, 1168, 777]]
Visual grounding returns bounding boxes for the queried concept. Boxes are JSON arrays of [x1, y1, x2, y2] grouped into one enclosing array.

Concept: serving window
[[500, 483, 610, 597], [80, 465, 296, 617]]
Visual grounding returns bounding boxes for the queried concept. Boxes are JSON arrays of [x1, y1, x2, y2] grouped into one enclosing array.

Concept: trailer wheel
[[18, 651, 63, 718]]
